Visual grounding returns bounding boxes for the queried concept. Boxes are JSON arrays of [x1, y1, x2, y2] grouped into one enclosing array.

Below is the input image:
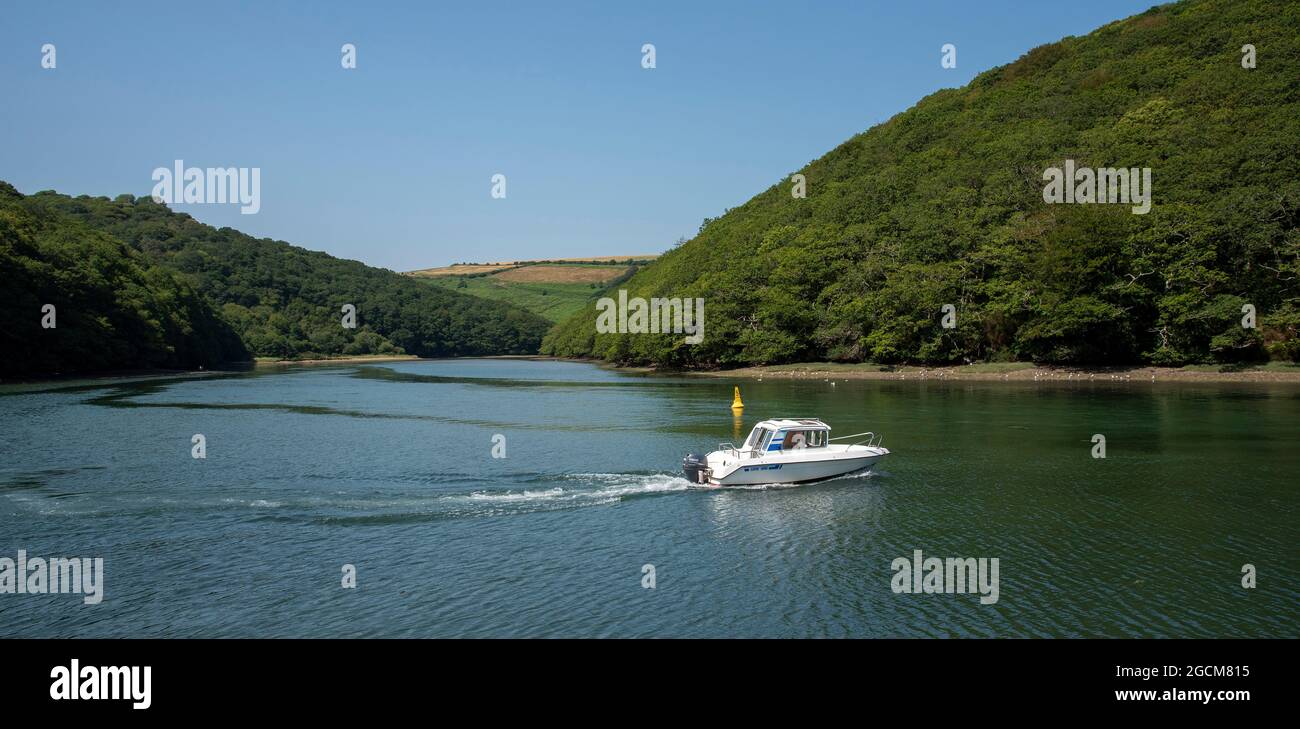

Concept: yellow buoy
[[731, 386, 744, 411]]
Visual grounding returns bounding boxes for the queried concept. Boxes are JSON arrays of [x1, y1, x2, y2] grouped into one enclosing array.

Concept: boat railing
[[718, 442, 759, 459], [828, 431, 883, 449]]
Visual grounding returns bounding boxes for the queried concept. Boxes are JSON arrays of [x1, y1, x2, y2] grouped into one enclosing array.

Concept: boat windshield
[[780, 429, 827, 450], [742, 426, 825, 453]]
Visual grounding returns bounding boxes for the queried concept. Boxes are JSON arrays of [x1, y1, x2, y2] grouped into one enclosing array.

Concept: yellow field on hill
[[494, 265, 629, 284], [406, 263, 515, 277], [540, 255, 659, 263], [404, 255, 658, 278]]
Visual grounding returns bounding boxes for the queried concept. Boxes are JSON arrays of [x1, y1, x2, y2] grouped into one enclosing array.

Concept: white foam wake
[[461, 473, 693, 505]]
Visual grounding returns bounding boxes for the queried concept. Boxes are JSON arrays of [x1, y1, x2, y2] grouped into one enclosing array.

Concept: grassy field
[[411, 257, 656, 323], [408, 263, 516, 276], [493, 264, 628, 283], [423, 274, 607, 322]]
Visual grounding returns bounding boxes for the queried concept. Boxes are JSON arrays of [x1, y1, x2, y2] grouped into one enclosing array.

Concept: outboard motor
[[682, 452, 709, 485]]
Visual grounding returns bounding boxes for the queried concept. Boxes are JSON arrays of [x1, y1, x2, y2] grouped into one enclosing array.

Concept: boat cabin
[[741, 418, 830, 454]]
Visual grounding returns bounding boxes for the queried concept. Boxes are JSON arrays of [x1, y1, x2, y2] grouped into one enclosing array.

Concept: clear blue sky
[[1, 0, 1155, 271]]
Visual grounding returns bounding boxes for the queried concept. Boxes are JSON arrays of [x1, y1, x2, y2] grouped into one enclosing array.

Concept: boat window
[[782, 430, 826, 449], [743, 426, 764, 449], [756, 429, 775, 453]]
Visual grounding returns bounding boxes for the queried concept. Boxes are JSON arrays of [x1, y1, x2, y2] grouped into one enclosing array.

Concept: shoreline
[[0, 355, 422, 386], [8, 356, 1300, 387], [672, 362, 1300, 384], [0, 368, 226, 391], [254, 355, 420, 367]]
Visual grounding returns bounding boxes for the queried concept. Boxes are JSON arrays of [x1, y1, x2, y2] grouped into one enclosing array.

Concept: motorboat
[[682, 418, 888, 486]]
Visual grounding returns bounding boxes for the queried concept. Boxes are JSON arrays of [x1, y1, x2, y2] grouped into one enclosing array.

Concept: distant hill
[[543, 0, 1299, 368], [0, 182, 248, 376], [5, 184, 554, 369], [405, 255, 659, 277], [408, 257, 656, 323]]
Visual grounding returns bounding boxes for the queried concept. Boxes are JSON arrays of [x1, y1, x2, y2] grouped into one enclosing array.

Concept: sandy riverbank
[[678, 362, 1300, 384]]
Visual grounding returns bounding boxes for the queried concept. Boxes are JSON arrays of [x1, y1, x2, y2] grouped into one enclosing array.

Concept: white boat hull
[[703, 445, 888, 486]]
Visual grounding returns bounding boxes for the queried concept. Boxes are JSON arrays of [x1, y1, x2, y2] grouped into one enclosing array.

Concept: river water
[[1, 359, 1295, 637]]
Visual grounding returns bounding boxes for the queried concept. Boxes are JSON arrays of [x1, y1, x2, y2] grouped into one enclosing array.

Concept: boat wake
[[214, 468, 885, 526], [457, 472, 693, 509]]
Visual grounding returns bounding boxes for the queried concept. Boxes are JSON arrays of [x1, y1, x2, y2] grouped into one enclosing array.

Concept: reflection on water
[[0, 358, 1296, 637]]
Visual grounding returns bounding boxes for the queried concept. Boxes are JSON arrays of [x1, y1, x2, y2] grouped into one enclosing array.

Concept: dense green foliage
[[10, 187, 552, 365], [543, 0, 1300, 367], [1, 182, 248, 376]]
